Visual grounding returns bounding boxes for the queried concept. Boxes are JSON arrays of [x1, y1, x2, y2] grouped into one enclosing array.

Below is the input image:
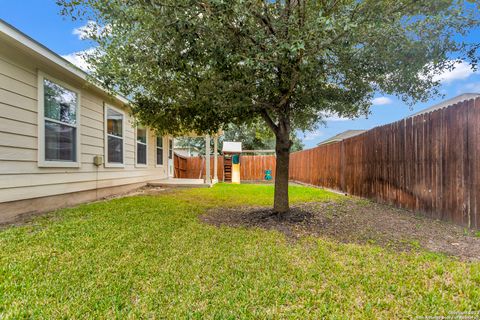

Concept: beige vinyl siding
[[0, 45, 169, 203], [0, 117, 37, 136], [0, 131, 36, 149]]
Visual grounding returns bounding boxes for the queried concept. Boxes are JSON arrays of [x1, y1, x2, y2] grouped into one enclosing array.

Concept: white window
[[38, 72, 80, 167], [136, 126, 148, 166], [156, 136, 164, 166], [104, 105, 125, 167]]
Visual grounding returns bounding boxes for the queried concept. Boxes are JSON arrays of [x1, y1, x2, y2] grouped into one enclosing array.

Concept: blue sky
[[2, 1, 480, 148]]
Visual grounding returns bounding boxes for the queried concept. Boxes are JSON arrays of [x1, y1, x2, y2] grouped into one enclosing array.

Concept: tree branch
[[251, 3, 276, 36], [225, 23, 267, 52], [260, 109, 279, 134], [276, 46, 304, 111]]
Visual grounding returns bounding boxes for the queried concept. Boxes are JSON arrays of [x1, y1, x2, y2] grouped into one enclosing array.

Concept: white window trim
[[135, 126, 148, 168], [155, 136, 165, 168], [104, 104, 126, 168], [37, 71, 81, 168]]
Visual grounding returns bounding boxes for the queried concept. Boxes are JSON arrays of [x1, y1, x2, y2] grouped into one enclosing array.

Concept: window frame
[[37, 71, 81, 168], [155, 136, 165, 167], [104, 104, 126, 168], [135, 125, 148, 168]]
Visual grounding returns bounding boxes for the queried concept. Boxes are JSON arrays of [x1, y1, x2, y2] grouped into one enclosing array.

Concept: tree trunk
[[273, 131, 291, 216]]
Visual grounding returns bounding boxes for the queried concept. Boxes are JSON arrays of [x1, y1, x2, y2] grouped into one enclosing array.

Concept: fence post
[[205, 134, 211, 184], [214, 135, 218, 182], [340, 141, 345, 192]]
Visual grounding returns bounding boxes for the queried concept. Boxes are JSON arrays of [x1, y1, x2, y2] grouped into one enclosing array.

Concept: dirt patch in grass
[[200, 199, 480, 261]]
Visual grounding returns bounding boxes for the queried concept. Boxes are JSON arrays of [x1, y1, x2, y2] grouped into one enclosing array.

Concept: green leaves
[[57, 0, 479, 136]]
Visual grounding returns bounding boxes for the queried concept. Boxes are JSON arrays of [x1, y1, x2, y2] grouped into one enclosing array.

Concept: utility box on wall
[[93, 155, 103, 167]]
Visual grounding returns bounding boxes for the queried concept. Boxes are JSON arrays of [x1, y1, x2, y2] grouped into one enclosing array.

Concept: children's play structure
[[222, 141, 242, 183]]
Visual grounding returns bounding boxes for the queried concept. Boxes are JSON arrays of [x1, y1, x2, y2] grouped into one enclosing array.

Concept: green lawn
[[0, 184, 479, 319]]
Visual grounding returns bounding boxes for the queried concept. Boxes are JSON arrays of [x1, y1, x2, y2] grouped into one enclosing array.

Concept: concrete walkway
[[148, 178, 212, 188]]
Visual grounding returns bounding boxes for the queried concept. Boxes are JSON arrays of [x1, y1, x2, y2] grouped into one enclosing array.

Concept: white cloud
[[432, 61, 477, 84], [321, 112, 349, 122], [372, 97, 393, 105], [73, 21, 98, 40], [303, 130, 324, 141], [72, 21, 110, 40], [465, 82, 480, 93], [61, 48, 96, 72]]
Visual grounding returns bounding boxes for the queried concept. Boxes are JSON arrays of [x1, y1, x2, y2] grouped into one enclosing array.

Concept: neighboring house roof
[[174, 149, 198, 157], [0, 18, 129, 106], [174, 146, 201, 154], [317, 130, 366, 146], [410, 93, 480, 117], [174, 146, 200, 151]]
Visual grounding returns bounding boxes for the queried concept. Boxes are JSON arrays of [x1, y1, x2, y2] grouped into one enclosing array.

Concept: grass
[[0, 184, 479, 319]]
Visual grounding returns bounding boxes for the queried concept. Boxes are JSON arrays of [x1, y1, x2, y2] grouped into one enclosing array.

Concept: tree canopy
[[59, 0, 479, 136]]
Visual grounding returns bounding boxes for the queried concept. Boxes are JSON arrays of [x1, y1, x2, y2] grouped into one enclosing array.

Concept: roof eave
[[0, 19, 130, 106]]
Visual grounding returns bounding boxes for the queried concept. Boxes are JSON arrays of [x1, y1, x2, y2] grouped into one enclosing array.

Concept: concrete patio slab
[[148, 178, 212, 188]]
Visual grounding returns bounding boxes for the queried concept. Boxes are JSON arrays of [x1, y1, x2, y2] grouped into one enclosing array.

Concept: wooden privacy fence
[[174, 155, 224, 180], [174, 153, 188, 178], [290, 97, 480, 229], [174, 97, 480, 229], [240, 155, 276, 180], [174, 155, 276, 181]]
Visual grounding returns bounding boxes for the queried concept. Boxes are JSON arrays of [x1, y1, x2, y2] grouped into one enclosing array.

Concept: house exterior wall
[[0, 39, 168, 219]]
